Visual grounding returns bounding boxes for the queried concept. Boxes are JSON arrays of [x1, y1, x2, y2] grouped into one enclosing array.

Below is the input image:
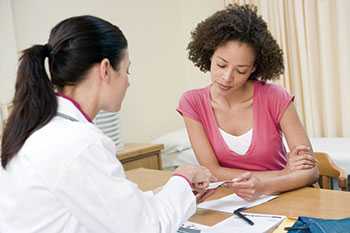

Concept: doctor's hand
[[285, 145, 316, 172], [224, 172, 264, 201], [173, 165, 217, 202]]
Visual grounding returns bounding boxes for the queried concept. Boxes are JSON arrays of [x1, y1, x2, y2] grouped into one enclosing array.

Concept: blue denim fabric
[[288, 216, 350, 233]]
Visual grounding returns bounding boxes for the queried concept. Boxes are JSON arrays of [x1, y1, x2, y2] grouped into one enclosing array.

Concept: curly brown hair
[[187, 4, 284, 81]]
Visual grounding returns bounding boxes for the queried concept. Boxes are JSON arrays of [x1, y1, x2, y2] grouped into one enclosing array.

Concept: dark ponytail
[[1, 45, 57, 168], [1, 15, 127, 168]]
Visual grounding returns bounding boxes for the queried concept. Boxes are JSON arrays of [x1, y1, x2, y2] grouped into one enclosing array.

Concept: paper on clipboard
[[198, 194, 277, 213], [209, 213, 286, 233], [178, 213, 286, 233]]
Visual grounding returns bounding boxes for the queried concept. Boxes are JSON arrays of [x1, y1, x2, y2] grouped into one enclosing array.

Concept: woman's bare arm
[[183, 103, 318, 197]]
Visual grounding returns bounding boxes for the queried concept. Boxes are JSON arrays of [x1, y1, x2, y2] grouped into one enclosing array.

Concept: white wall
[[1, 0, 225, 142], [178, 0, 224, 90], [0, 0, 17, 104]]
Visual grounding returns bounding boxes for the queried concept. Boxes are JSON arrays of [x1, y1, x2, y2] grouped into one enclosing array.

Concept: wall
[[0, 0, 225, 142], [178, 0, 225, 90], [0, 0, 17, 104]]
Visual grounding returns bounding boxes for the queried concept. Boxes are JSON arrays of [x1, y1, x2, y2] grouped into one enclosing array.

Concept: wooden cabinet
[[117, 143, 164, 170]]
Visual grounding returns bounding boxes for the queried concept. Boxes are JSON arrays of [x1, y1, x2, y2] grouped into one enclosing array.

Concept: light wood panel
[[117, 143, 163, 170]]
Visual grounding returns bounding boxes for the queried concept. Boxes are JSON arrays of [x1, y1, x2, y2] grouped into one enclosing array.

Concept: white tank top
[[219, 128, 253, 155]]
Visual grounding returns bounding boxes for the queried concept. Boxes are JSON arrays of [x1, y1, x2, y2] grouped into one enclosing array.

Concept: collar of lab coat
[[57, 96, 93, 124]]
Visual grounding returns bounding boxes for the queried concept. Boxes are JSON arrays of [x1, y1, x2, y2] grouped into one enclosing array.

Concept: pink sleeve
[[268, 84, 295, 123], [177, 91, 201, 122]]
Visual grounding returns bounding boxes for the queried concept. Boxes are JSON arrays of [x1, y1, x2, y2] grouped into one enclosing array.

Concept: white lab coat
[[0, 97, 196, 233]]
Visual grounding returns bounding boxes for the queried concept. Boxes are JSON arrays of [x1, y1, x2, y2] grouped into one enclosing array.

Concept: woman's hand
[[173, 165, 217, 202], [225, 172, 265, 201], [285, 145, 317, 172]]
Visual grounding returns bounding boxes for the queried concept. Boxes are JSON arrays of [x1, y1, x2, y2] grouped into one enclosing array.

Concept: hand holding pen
[[224, 172, 265, 201], [194, 180, 234, 203], [172, 165, 217, 203]]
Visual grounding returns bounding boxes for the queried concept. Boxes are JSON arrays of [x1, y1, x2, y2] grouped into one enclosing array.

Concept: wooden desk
[[117, 143, 163, 170], [127, 168, 350, 229]]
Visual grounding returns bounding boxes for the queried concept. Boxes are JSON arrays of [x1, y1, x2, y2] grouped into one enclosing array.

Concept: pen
[[233, 207, 254, 225], [243, 214, 283, 219], [284, 226, 309, 231], [207, 180, 234, 190], [196, 181, 233, 202]]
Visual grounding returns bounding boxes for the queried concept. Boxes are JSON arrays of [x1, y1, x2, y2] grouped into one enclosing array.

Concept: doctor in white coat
[[0, 15, 215, 233]]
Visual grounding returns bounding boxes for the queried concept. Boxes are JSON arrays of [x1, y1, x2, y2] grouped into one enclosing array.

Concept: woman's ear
[[99, 58, 111, 83]]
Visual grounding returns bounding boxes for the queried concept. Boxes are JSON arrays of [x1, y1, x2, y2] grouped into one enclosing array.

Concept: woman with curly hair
[[177, 4, 319, 201]]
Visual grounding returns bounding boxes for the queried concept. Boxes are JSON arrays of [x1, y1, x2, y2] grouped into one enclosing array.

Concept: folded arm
[[183, 103, 319, 198]]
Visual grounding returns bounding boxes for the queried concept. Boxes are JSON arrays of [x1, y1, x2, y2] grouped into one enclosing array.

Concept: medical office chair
[[314, 152, 348, 191]]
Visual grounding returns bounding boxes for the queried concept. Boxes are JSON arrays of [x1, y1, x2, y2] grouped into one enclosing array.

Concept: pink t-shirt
[[177, 81, 294, 171]]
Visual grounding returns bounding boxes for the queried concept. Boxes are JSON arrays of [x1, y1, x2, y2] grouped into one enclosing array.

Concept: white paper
[[198, 194, 277, 213], [207, 213, 286, 233]]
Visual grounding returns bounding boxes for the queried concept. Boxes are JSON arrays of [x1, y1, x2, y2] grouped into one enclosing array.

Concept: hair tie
[[43, 43, 52, 57]]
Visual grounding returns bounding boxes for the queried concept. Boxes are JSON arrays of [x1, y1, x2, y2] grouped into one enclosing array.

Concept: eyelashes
[[216, 64, 248, 75], [236, 70, 248, 75], [217, 64, 225, 68]]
